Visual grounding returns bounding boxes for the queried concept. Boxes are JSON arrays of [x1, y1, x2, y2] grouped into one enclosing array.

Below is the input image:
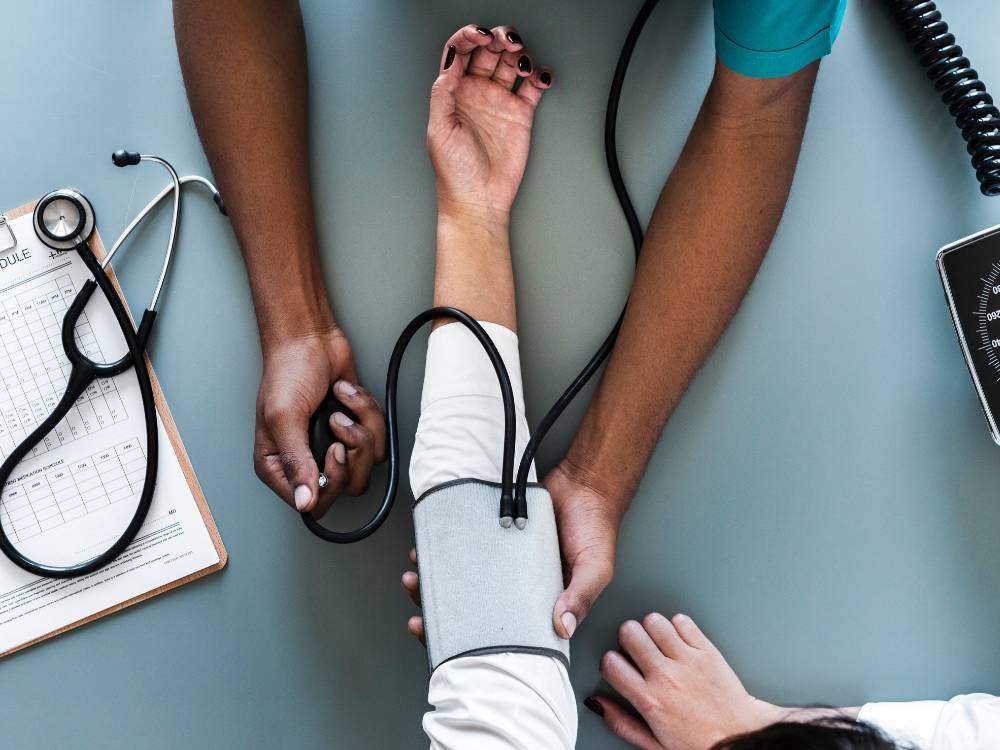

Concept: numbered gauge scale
[[938, 225, 1000, 444]]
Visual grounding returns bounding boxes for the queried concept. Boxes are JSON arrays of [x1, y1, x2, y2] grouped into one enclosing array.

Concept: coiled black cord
[[887, 0, 1000, 196]]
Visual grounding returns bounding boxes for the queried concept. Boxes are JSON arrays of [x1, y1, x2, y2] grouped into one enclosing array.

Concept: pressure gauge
[[938, 224, 1000, 444]]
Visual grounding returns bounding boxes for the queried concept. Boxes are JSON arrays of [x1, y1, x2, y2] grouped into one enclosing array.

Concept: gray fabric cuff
[[413, 479, 570, 674]]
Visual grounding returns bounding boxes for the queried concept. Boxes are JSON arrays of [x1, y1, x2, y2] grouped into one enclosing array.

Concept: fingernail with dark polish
[[476, 26, 492, 36], [518, 55, 532, 74], [540, 71, 552, 85], [506, 31, 522, 45], [584, 697, 604, 717], [444, 45, 456, 70]]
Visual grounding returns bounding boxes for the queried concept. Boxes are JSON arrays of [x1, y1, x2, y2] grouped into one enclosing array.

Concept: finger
[[552, 555, 613, 639], [310, 442, 348, 519], [252, 429, 296, 506], [672, 613, 715, 651], [641, 612, 689, 660], [468, 25, 505, 77], [517, 66, 554, 108], [469, 24, 523, 79], [619, 619, 667, 676], [493, 48, 533, 89], [600, 650, 647, 710], [334, 380, 387, 463], [409, 547, 417, 566], [401, 570, 421, 608], [430, 25, 494, 138], [329, 411, 376, 495], [439, 24, 495, 79], [498, 25, 524, 50], [585, 697, 662, 750], [407, 616, 426, 646], [261, 402, 320, 513]]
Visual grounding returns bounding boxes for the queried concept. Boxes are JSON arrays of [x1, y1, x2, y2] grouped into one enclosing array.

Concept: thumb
[[268, 409, 320, 513], [552, 554, 613, 639], [428, 74, 457, 138], [586, 697, 663, 750]]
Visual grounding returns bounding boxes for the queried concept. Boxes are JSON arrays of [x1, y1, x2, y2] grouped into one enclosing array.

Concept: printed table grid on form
[[0, 437, 146, 542], [0, 274, 129, 462]]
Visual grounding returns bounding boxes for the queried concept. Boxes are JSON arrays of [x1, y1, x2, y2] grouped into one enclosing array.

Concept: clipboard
[[0, 201, 227, 657]]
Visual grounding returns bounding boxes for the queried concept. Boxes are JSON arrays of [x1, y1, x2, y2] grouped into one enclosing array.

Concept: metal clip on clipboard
[[0, 215, 16, 254]]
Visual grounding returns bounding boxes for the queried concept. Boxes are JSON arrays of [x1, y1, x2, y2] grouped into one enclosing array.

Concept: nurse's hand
[[545, 462, 620, 639], [427, 24, 553, 220], [253, 328, 386, 517]]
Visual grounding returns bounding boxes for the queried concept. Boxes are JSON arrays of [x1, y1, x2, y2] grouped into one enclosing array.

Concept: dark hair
[[711, 715, 907, 750]]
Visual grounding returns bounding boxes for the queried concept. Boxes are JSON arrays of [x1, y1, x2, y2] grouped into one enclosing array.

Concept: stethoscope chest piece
[[33, 188, 95, 251]]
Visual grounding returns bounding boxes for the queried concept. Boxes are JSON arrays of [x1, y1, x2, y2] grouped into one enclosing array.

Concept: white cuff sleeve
[[410, 321, 536, 498], [425, 653, 577, 750], [419, 321, 526, 409], [858, 700, 946, 749]]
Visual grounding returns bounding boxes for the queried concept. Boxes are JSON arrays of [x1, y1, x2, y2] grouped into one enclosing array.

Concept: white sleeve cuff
[[409, 320, 535, 498], [858, 700, 946, 749], [426, 653, 576, 750], [420, 321, 526, 412]]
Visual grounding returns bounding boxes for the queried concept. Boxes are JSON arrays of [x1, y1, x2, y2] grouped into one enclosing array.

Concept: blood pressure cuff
[[412, 479, 569, 674]]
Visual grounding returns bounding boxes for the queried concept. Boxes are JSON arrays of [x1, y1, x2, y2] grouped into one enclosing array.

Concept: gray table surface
[[1, 1, 999, 748]]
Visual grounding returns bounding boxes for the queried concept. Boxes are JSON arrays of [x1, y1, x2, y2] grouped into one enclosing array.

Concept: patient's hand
[[588, 614, 786, 749], [428, 24, 553, 220], [401, 548, 425, 645]]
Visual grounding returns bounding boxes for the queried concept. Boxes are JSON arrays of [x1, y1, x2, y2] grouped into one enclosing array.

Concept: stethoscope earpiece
[[111, 149, 142, 168], [33, 188, 96, 251]]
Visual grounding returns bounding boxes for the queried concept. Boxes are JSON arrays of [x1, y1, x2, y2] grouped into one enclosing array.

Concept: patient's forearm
[[563, 60, 819, 508], [434, 204, 516, 331]]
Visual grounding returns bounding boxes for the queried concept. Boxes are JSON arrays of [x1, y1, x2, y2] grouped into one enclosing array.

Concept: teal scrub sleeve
[[713, 0, 847, 79]]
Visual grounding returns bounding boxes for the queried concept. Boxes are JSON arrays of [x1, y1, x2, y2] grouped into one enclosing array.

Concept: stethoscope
[[0, 150, 225, 578]]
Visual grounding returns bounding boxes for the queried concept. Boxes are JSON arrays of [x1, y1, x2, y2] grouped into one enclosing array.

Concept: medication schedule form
[[0, 209, 224, 655]]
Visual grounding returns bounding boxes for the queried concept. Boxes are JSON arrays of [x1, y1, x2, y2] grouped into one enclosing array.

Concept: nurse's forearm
[[562, 60, 819, 508], [173, 0, 332, 353]]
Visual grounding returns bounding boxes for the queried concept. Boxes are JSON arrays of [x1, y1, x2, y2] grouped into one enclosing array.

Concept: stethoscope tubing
[[512, 0, 653, 511], [103, 176, 226, 270], [0, 241, 159, 578], [302, 307, 518, 542]]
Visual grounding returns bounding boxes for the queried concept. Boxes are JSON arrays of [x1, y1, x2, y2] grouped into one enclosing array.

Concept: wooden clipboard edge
[[0, 201, 227, 659]]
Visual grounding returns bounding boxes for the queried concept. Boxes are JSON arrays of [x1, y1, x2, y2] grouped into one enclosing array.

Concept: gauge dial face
[[939, 226, 1000, 443], [979, 263, 1000, 379]]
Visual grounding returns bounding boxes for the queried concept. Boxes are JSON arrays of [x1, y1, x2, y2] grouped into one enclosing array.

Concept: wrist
[[562, 414, 642, 515], [553, 452, 630, 529], [436, 200, 513, 282], [437, 196, 511, 238], [257, 297, 337, 356]]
